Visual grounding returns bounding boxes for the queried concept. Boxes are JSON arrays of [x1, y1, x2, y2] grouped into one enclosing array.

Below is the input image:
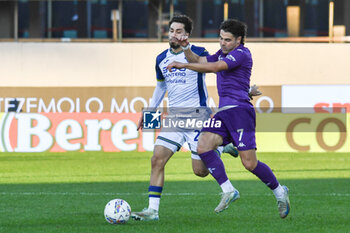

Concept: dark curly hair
[[220, 19, 247, 45], [168, 15, 193, 35]]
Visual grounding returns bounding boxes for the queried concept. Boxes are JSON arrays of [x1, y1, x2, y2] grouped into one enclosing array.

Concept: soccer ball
[[104, 199, 131, 224]]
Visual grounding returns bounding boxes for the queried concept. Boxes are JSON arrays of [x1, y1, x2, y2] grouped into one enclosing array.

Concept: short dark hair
[[168, 15, 193, 35], [220, 19, 247, 45]]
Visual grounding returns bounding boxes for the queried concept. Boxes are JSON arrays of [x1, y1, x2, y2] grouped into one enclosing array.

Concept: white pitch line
[[0, 192, 349, 197]]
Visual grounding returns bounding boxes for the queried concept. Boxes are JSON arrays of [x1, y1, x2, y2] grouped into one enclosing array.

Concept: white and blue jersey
[[155, 45, 209, 107], [153, 45, 213, 159]]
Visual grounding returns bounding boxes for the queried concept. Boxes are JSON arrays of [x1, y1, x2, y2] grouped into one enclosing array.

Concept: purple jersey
[[206, 44, 252, 108]]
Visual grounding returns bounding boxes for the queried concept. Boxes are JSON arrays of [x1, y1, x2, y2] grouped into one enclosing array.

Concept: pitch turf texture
[[0, 152, 349, 233]]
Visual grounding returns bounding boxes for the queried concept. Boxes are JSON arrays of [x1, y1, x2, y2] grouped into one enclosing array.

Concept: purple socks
[[251, 161, 279, 190], [199, 150, 229, 185], [199, 151, 279, 190]]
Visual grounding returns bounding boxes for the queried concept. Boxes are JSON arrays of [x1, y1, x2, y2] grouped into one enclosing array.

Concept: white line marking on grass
[[0, 192, 349, 197]]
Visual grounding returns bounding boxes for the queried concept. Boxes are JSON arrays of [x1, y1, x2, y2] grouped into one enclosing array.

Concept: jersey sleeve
[[191, 45, 209, 56], [155, 63, 164, 81], [222, 48, 247, 70], [155, 50, 167, 81], [149, 81, 167, 109], [206, 49, 221, 62]]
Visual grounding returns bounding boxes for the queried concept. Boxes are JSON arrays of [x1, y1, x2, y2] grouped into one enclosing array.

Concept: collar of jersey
[[169, 49, 183, 55]]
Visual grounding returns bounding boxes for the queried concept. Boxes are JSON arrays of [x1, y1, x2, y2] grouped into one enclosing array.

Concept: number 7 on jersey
[[237, 128, 244, 141]]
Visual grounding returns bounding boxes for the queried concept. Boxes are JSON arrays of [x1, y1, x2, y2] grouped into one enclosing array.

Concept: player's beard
[[169, 41, 180, 49]]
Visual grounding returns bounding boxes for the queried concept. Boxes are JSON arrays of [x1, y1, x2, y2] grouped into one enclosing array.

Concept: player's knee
[[193, 168, 209, 177], [197, 141, 213, 155], [197, 132, 222, 155], [241, 160, 257, 171], [151, 155, 166, 170], [197, 144, 209, 155]]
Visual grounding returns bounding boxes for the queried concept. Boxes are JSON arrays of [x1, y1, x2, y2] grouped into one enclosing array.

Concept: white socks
[[220, 179, 235, 193], [149, 197, 160, 211], [221, 181, 284, 198], [273, 184, 285, 199]]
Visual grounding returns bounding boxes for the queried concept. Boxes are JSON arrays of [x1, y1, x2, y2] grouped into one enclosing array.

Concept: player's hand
[[175, 35, 189, 48], [167, 61, 185, 72], [249, 84, 262, 100], [137, 115, 143, 131]]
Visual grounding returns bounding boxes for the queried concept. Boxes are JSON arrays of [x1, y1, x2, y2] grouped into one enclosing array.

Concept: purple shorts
[[201, 106, 256, 151]]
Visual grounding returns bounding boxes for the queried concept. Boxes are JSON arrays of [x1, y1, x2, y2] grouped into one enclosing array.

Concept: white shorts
[[155, 130, 201, 160]]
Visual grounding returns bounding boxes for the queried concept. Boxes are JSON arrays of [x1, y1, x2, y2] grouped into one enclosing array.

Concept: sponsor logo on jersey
[[166, 79, 186, 84], [162, 67, 187, 79], [162, 67, 186, 73], [164, 72, 186, 78]]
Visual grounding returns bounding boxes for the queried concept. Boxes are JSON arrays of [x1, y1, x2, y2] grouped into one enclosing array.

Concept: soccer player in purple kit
[[167, 19, 290, 218]]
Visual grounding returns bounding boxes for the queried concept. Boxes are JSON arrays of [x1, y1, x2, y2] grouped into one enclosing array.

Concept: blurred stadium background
[[0, 0, 349, 232], [0, 0, 350, 40]]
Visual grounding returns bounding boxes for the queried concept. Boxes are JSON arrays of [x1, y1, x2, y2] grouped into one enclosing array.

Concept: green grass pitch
[[0, 151, 349, 233]]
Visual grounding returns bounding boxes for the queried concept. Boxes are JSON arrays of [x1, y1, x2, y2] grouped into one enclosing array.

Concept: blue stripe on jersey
[[192, 45, 208, 107], [191, 45, 209, 56], [155, 49, 168, 81], [197, 73, 207, 106]]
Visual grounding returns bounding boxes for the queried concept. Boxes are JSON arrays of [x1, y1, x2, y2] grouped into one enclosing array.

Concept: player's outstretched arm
[[176, 35, 207, 64], [167, 60, 228, 73], [183, 47, 208, 64]]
